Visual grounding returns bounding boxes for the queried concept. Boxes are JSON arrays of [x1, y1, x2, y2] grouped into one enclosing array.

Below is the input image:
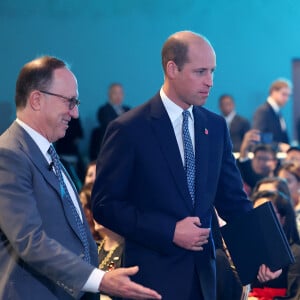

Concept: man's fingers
[[257, 265, 282, 282], [119, 266, 139, 276], [125, 281, 162, 299], [191, 217, 201, 227]]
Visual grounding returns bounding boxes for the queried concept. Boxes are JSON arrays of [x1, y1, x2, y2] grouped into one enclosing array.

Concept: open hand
[[99, 266, 161, 299]]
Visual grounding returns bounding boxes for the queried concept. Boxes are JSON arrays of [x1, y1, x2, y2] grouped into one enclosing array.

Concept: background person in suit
[[219, 94, 250, 152], [89, 83, 130, 160], [0, 56, 161, 300], [92, 31, 281, 300], [252, 78, 291, 148]]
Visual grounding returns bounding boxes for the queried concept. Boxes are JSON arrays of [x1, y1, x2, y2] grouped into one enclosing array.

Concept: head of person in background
[[84, 160, 96, 185], [252, 144, 278, 177], [285, 147, 300, 164], [80, 182, 102, 241], [252, 190, 299, 245], [219, 94, 235, 117], [277, 162, 300, 210], [252, 177, 291, 199], [108, 83, 124, 106], [269, 78, 292, 108]]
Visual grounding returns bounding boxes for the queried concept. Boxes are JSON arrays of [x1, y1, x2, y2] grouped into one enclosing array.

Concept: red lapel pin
[[204, 128, 208, 135]]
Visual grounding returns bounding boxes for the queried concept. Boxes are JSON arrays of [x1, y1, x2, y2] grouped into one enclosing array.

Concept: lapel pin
[[204, 128, 208, 135]]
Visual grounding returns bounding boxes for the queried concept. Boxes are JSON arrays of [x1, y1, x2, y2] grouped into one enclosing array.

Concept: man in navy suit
[[92, 31, 281, 300], [253, 78, 291, 146]]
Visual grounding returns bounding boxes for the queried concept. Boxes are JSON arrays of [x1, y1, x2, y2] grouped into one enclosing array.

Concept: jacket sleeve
[[214, 119, 253, 221], [92, 120, 177, 255], [0, 147, 96, 299]]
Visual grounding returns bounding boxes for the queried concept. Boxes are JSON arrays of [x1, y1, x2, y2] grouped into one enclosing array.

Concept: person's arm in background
[[237, 129, 263, 188]]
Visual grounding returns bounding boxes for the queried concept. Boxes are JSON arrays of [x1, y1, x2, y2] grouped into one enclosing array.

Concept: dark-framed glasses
[[39, 90, 80, 110]]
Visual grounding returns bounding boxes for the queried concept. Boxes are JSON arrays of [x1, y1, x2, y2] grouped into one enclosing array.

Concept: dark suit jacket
[[92, 93, 252, 300], [0, 122, 98, 300], [229, 114, 250, 152], [253, 102, 289, 144], [89, 103, 130, 160]]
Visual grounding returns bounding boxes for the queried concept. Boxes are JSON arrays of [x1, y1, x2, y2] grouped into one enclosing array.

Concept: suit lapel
[[150, 95, 193, 211], [13, 122, 85, 245], [193, 107, 209, 215]]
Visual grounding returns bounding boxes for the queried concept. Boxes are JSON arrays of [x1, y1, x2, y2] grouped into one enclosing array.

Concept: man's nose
[[70, 105, 79, 119], [205, 73, 213, 87]]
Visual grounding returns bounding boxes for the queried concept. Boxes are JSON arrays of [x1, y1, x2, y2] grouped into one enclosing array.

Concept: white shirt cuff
[[82, 268, 105, 293]]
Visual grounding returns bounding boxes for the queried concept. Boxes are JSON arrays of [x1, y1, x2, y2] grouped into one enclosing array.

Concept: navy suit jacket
[[92, 94, 252, 300], [0, 122, 98, 300], [253, 102, 289, 144]]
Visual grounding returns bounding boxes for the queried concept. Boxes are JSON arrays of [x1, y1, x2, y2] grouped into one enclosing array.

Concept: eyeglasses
[[39, 90, 80, 110]]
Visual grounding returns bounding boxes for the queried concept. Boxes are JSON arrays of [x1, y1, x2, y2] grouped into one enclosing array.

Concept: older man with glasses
[[0, 56, 161, 300]]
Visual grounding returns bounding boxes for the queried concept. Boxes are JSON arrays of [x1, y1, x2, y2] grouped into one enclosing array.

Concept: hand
[[99, 266, 162, 299], [257, 264, 282, 282], [278, 142, 290, 153], [240, 129, 260, 158], [173, 217, 210, 251]]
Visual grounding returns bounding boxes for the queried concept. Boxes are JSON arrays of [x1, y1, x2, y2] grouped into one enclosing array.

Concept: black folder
[[220, 201, 295, 285]]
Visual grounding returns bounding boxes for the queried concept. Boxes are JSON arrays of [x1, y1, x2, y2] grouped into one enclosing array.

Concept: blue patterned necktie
[[182, 110, 195, 205], [48, 145, 90, 263]]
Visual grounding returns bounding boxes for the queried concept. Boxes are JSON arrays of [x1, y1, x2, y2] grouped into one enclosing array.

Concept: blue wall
[[1, 0, 299, 153]]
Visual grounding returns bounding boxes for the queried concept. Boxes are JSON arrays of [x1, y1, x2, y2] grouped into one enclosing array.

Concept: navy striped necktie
[[48, 145, 91, 263], [182, 110, 195, 205]]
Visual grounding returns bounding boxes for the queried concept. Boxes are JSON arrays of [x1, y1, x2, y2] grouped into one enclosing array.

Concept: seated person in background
[[80, 182, 102, 241], [285, 147, 300, 164], [84, 161, 96, 185], [252, 78, 291, 150], [218, 94, 250, 152], [252, 177, 291, 199], [249, 190, 300, 300], [277, 162, 300, 234], [94, 221, 124, 300], [89, 83, 130, 161], [238, 130, 278, 190]]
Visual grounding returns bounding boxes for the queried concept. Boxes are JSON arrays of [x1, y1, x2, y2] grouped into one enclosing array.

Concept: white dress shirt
[[160, 88, 195, 165], [16, 119, 104, 293], [224, 110, 236, 128]]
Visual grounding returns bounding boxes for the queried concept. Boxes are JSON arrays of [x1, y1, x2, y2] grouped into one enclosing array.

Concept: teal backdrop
[[1, 0, 299, 154]]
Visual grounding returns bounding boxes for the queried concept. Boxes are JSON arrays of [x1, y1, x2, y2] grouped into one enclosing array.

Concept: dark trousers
[[188, 267, 204, 300]]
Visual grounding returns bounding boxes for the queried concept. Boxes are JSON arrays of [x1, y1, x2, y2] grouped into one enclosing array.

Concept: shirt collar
[[16, 118, 52, 159], [267, 96, 280, 113], [224, 110, 236, 124], [160, 88, 194, 123]]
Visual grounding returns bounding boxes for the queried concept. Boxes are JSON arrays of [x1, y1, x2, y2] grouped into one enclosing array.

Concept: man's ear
[[166, 61, 179, 80], [28, 90, 42, 111]]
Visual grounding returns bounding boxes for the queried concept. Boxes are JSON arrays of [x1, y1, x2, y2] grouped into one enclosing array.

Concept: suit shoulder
[[254, 102, 271, 114], [196, 106, 226, 124]]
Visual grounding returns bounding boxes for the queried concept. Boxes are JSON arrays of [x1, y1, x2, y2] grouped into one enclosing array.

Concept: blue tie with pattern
[[48, 145, 90, 263], [182, 110, 195, 205]]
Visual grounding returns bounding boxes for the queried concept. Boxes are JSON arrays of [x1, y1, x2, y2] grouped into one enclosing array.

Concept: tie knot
[[182, 110, 191, 120], [48, 145, 58, 160], [182, 110, 191, 118]]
